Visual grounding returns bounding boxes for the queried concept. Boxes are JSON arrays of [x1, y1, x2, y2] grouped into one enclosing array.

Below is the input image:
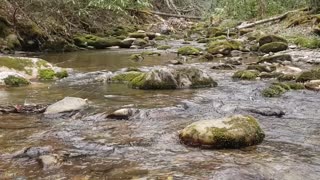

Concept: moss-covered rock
[[154, 35, 167, 41], [157, 45, 171, 50], [5, 34, 21, 50], [258, 35, 288, 46], [133, 38, 148, 47], [38, 69, 56, 80], [179, 115, 265, 149], [91, 37, 121, 49], [4, 75, 30, 87], [232, 70, 259, 80], [293, 37, 320, 49], [177, 46, 200, 56], [130, 54, 144, 61], [111, 72, 144, 83], [129, 32, 146, 39], [277, 74, 297, 81], [262, 82, 305, 97], [259, 42, 288, 53], [55, 70, 68, 79], [246, 31, 266, 41], [119, 38, 135, 48], [296, 68, 320, 82], [141, 51, 161, 56], [207, 40, 243, 55], [129, 67, 217, 90]]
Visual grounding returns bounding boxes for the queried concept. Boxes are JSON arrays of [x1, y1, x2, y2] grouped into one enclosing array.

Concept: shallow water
[[0, 48, 320, 179]]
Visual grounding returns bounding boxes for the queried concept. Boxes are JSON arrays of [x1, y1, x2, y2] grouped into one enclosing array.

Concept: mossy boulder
[[179, 115, 265, 149], [258, 35, 288, 46], [177, 46, 200, 56], [133, 38, 148, 47], [296, 68, 320, 82], [259, 42, 288, 53], [246, 31, 266, 41], [293, 37, 320, 49], [232, 70, 259, 80], [5, 34, 21, 50], [4, 75, 30, 87], [129, 67, 217, 90], [111, 72, 144, 83], [157, 45, 171, 50], [154, 35, 167, 41], [129, 32, 146, 39], [119, 38, 135, 48], [55, 70, 69, 79], [206, 27, 227, 38], [262, 82, 305, 97], [207, 40, 243, 55], [73, 35, 121, 49]]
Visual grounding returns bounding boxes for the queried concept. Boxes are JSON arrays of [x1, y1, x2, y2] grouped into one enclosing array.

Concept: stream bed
[[0, 47, 319, 179]]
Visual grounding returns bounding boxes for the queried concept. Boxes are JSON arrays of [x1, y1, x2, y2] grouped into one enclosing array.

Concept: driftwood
[[236, 8, 309, 29], [0, 104, 48, 114]]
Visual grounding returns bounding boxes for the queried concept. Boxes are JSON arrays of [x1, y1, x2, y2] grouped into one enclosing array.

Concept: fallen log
[[0, 104, 48, 114], [236, 8, 309, 29]]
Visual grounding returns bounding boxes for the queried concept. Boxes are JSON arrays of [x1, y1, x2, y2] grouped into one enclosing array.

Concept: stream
[[0, 45, 319, 179]]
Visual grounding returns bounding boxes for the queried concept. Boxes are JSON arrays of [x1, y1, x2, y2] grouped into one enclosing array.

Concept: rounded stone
[[179, 115, 265, 149]]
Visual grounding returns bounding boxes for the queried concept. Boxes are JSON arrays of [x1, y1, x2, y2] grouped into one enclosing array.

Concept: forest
[[0, 0, 320, 179]]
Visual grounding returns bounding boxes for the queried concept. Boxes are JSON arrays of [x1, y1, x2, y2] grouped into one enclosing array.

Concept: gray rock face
[[179, 115, 265, 149], [44, 97, 89, 115]]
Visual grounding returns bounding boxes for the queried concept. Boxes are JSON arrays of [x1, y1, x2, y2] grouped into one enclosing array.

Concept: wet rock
[[305, 80, 320, 91], [226, 57, 243, 65], [168, 60, 183, 65], [248, 107, 285, 118], [262, 82, 305, 97], [211, 63, 236, 70], [38, 154, 62, 170], [132, 38, 148, 47], [119, 38, 135, 48], [179, 115, 265, 149], [247, 65, 276, 73], [230, 50, 243, 57], [129, 32, 146, 39], [275, 66, 302, 76], [44, 97, 89, 115], [107, 108, 135, 120], [258, 54, 292, 64]]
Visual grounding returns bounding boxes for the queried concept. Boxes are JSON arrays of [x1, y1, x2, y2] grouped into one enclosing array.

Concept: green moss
[[0, 57, 33, 73], [4, 76, 30, 87], [55, 70, 68, 79], [129, 71, 176, 90], [157, 45, 171, 50], [232, 70, 259, 80], [293, 37, 320, 49], [259, 42, 288, 53], [296, 68, 320, 82], [92, 37, 121, 49], [262, 82, 305, 97], [129, 73, 147, 88], [36, 59, 50, 68], [154, 35, 167, 41], [178, 46, 200, 56], [207, 40, 243, 55], [38, 69, 55, 80], [128, 32, 146, 38], [134, 39, 148, 46], [111, 72, 144, 82]]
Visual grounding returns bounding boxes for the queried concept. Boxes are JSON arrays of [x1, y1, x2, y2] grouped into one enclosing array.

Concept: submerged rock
[[44, 97, 89, 115], [179, 115, 265, 149]]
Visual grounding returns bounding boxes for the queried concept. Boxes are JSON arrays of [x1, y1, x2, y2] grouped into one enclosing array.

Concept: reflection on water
[[39, 49, 177, 72]]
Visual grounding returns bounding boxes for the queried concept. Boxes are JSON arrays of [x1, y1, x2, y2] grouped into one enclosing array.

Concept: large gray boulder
[[44, 97, 88, 115], [179, 115, 265, 149]]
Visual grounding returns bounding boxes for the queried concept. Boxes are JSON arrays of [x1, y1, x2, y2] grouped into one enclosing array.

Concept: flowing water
[[0, 47, 319, 179]]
